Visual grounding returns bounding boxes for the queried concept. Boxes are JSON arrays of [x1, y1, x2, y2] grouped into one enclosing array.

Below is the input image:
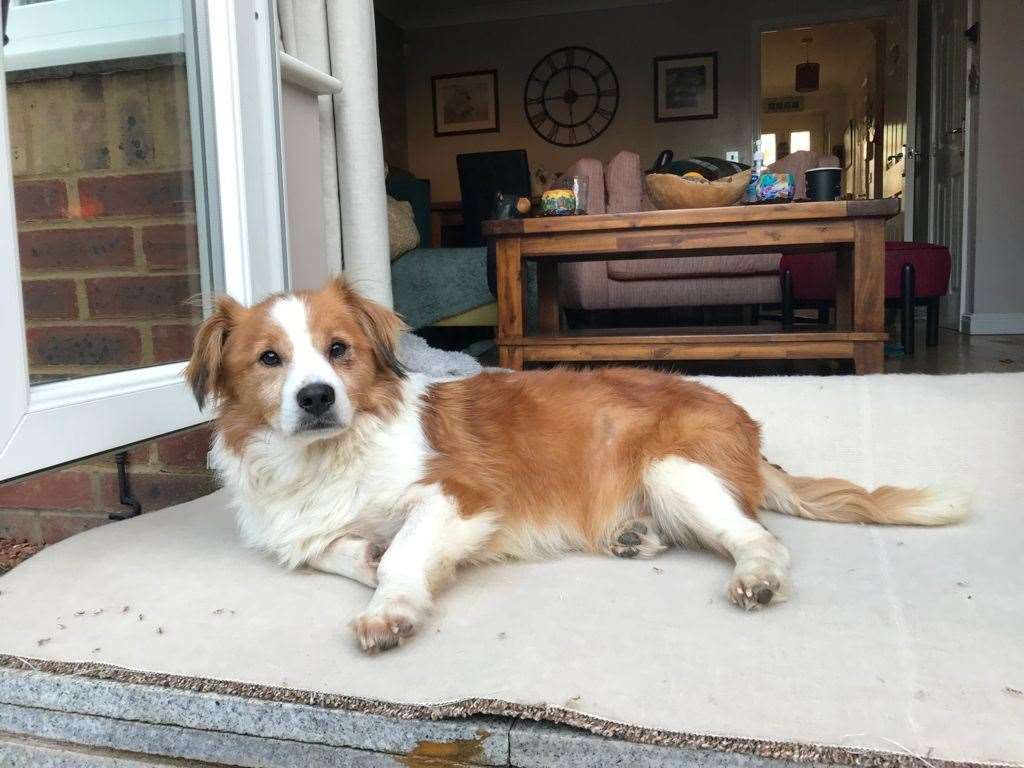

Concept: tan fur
[[191, 279, 966, 598], [420, 367, 766, 557], [760, 460, 967, 525], [190, 279, 969, 649], [185, 278, 406, 454]]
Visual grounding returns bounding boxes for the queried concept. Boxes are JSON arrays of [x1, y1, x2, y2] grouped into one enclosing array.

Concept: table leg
[[496, 237, 525, 370], [854, 343, 884, 374], [835, 244, 853, 331], [499, 346, 524, 369], [851, 219, 886, 374], [537, 261, 560, 334]]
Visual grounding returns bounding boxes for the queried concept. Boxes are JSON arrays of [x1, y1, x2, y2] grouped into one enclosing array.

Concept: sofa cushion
[[767, 151, 840, 200], [608, 253, 782, 281], [385, 169, 432, 245], [605, 151, 645, 214], [607, 274, 782, 308], [387, 196, 420, 261]]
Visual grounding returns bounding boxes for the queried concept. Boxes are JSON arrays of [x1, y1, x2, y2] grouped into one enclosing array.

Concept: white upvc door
[[0, 0, 288, 481]]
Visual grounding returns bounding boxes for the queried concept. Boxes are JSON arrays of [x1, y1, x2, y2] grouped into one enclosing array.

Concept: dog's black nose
[[296, 383, 335, 416]]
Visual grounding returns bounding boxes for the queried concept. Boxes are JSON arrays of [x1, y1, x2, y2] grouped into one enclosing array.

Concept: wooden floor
[[472, 322, 1024, 376]]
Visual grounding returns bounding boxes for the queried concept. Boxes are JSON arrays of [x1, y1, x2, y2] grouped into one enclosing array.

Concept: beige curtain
[[278, 0, 393, 307]]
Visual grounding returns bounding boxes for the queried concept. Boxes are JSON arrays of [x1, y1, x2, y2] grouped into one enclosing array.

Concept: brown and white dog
[[186, 278, 966, 653]]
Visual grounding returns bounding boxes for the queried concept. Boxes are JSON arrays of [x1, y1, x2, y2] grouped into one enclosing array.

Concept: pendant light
[[795, 37, 820, 93]]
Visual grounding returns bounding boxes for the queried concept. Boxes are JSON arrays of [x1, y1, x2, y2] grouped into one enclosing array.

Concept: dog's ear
[[185, 295, 243, 408], [333, 278, 408, 378]]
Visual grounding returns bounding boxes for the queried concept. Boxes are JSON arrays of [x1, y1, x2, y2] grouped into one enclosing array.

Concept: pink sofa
[[557, 150, 839, 314]]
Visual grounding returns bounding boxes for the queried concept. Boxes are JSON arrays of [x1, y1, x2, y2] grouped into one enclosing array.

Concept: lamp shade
[[795, 61, 820, 93]]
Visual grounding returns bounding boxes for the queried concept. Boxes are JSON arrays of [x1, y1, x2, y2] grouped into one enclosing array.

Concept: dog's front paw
[[727, 563, 788, 611], [352, 597, 420, 653]]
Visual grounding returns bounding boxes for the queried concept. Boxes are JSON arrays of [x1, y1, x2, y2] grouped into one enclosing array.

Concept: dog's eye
[[328, 341, 348, 359], [259, 350, 282, 367]]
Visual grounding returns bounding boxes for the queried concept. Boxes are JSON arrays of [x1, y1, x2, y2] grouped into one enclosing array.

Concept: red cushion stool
[[779, 242, 952, 356]]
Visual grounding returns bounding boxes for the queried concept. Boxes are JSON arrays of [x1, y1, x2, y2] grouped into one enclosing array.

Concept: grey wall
[[970, 0, 1024, 318], [376, 12, 408, 169]]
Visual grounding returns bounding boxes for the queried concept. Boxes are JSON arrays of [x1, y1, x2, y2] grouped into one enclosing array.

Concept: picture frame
[[653, 52, 718, 122], [431, 69, 500, 137]]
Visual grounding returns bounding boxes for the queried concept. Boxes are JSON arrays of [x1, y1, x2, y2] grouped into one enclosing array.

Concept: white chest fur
[[210, 376, 434, 568]]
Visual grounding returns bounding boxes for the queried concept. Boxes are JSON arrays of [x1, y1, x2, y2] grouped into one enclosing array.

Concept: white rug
[[1, 372, 1022, 766]]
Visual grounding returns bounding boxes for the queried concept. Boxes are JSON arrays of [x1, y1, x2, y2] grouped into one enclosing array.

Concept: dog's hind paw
[[610, 517, 666, 559], [352, 597, 420, 654]]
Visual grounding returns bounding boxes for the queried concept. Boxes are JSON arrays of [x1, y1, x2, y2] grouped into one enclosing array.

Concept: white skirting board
[[1, 372, 1022, 767], [962, 312, 1024, 334]]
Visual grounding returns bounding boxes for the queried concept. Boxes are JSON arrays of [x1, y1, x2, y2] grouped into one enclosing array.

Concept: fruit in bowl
[[644, 168, 752, 210]]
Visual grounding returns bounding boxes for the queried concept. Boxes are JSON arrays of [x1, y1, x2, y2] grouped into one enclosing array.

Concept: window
[[790, 130, 811, 153], [760, 133, 777, 166], [1, 0, 288, 481]]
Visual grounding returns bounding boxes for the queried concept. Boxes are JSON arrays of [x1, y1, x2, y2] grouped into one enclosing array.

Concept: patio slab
[[1, 373, 1022, 767]]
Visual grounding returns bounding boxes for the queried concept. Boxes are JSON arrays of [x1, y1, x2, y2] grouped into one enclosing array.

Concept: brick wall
[[1, 60, 216, 543], [0, 426, 218, 544], [9, 63, 203, 382]]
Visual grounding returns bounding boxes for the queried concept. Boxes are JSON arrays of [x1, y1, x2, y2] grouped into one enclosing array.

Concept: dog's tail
[[759, 459, 967, 526]]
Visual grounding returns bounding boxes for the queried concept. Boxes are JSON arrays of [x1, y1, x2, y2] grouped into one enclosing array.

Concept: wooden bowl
[[644, 168, 752, 210]]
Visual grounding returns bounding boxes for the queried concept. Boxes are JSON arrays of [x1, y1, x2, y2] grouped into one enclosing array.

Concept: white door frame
[[0, 0, 288, 482], [956, 0, 981, 329]]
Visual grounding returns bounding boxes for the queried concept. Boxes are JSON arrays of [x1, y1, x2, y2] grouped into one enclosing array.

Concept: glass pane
[[5, 0, 218, 384], [760, 133, 777, 166], [790, 130, 811, 153]]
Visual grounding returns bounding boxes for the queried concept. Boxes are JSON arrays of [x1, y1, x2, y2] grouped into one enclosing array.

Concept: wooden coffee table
[[482, 198, 899, 374]]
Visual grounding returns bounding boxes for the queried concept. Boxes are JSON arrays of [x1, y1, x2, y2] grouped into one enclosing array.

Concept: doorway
[[759, 20, 882, 198]]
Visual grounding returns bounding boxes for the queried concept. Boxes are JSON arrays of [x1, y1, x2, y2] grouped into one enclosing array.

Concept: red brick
[[143, 224, 199, 269], [21, 279, 78, 320], [26, 325, 141, 366], [38, 512, 108, 544], [85, 275, 200, 319], [0, 470, 94, 510], [14, 180, 68, 221], [99, 470, 217, 513], [156, 427, 213, 468], [152, 323, 196, 363], [18, 227, 134, 270], [78, 172, 194, 217], [0, 509, 41, 543]]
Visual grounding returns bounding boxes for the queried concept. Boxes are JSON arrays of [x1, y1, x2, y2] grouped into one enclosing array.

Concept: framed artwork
[[653, 52, 718, 122], [431, 69, 500, 137]]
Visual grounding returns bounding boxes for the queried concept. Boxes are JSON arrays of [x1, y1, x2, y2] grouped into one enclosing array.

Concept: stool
[[780, 242, 952, 356]]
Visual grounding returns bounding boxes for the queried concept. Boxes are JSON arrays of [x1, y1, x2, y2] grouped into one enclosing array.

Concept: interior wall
[[401, 0, 891, 200], [376, 12, 408, 169], [970, 0, 1024, 318]]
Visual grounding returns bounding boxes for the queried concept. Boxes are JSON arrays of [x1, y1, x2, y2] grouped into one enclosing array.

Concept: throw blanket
[[391, 247, 491, 329], [391, 246, 538, 330]]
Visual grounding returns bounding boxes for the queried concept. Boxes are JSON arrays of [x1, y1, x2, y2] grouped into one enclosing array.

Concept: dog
[[186, 278, 966, 653]]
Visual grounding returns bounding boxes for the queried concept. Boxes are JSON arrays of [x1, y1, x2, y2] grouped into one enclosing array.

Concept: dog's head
[[185, 278, 407, 444]]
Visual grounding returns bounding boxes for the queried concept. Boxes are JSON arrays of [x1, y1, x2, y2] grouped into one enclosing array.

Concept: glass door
[[0, 0, 287, 481]]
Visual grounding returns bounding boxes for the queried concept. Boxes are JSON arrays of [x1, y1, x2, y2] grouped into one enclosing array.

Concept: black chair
[[456, 150, 531, 295]]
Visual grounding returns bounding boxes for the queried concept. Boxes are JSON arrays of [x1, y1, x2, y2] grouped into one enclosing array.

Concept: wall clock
[[523, 46, 619, 147]]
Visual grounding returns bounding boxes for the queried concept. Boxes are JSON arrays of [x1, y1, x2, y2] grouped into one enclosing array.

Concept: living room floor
[[885, 326, 1024, 374], [466, 320, 1024, 376], [670, 324, 1024, 376]]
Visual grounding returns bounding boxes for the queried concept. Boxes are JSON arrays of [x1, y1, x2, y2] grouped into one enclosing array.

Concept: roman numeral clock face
[[524, 46, 619, 147]]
